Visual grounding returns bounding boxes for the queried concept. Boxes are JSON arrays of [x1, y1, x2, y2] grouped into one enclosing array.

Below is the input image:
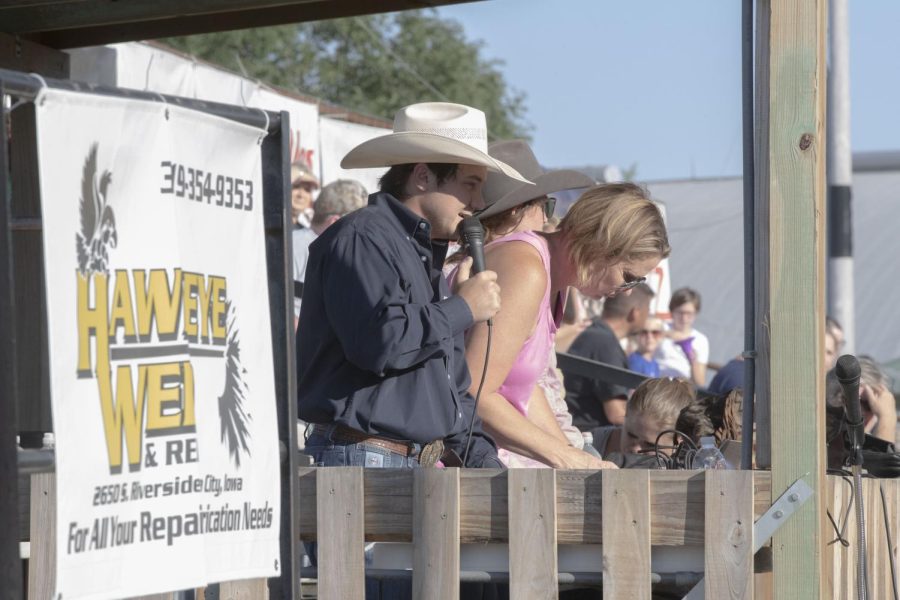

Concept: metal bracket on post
[[682, 476, 814, 599]]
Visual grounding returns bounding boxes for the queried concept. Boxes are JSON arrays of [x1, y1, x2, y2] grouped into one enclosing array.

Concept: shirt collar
[[368, 192, 430, 239]]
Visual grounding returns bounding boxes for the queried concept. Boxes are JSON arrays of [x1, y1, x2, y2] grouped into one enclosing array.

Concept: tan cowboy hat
[[476, 140, 595, 219], [341, 102, 533, 184], [290, 162, 319, 188]]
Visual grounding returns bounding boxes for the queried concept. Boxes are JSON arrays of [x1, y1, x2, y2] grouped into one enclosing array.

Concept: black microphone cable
[[459, 217, 492, 467], [462, 319, 491, 467]]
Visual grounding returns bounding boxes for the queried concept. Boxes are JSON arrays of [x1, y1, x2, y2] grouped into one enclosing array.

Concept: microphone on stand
[[835, 354, 865, 465], [834, 354, 872, 599], [459, 216, 487, 274]]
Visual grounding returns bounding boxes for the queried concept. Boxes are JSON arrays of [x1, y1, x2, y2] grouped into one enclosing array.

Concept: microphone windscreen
[[460, 217, 486, 274], [460, 216, 484, 243], [835, 354, 861, 384]]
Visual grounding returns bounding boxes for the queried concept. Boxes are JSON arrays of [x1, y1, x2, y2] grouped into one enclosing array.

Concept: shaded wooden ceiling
[[1, 0, 481, 49]]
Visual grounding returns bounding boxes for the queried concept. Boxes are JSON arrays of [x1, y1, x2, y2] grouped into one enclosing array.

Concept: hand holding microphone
[[455, 217, 500, 323]]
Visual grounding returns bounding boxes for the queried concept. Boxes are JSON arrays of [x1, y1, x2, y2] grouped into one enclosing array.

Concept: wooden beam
[[0, 33, 69, 77], [4, 0, 486, 50], [754, 0, 827, 598]]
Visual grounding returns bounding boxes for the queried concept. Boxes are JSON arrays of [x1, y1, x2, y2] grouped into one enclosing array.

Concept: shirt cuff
[[440, 294, 474, 335]]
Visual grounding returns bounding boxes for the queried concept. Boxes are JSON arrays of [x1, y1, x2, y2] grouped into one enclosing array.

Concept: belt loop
[[408, 442, 421, 458]]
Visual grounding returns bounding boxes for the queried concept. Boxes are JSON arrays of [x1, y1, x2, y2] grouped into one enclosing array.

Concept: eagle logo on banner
[[77, 143, 117, 276]]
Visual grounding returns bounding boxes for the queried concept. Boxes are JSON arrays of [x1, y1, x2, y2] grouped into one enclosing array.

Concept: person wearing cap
[[297, 102, 531, 472], [454, 140, 670, 469], [292, 179, 368, 329], [290, 161, 320, 228]]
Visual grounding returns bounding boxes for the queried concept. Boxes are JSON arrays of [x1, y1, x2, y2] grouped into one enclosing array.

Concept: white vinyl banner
[[34, 89, 281, 599], [318, 116, 389, 194]]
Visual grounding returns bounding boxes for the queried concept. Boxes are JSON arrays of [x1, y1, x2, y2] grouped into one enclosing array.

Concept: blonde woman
[[454, 141, 671, 469]]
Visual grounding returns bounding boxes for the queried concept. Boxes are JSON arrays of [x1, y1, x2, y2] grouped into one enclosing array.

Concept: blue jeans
[[303, 429, 421, 469]]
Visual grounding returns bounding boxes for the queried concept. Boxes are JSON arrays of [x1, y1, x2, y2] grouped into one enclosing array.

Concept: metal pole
[[827, 0, 855, 353], [0, 67, 279, 133], [262, 111, 300, 600], [741, 0, 757, 470], [0, 82, 25, 600]]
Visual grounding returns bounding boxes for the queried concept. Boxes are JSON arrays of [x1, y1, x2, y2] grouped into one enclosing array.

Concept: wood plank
[[824, 474, 855, 600], [218, 578, 268, 600], [704, 471, 753, 600], [755, 0, 827, 597], [412, 468, 460, 600], [865, 478, 897, 600], [298, 468, 772, 545], [27, 473, 55, 600], [0, 32, 69, 77], [601, 470, 650, 600], [508, 469, 558, 600], [316, 467, 364, 600], [753, 472, 774, 600], [890, 480, 900, 600], [12, 1, 478, 50], [821, 476, 837, 600]]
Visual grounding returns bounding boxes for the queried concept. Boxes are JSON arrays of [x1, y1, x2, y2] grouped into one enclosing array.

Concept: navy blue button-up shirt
[[296, 192, 498, 466]]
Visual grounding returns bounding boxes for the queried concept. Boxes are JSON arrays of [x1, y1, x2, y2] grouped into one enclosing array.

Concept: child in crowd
[[592, 377, 696, 459], [627, 317, 664, 377], [655, 287, 710, 386]]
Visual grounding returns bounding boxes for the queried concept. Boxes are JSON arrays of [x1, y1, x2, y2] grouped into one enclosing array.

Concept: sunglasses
[[541, 197, 557, 220], [638, 329, 663, 336], [613, 271, 647, 293]]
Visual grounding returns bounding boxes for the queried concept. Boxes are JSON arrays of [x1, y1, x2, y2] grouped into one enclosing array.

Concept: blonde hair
[[627, 378, 696, 429], [558, 183, 670, 286]]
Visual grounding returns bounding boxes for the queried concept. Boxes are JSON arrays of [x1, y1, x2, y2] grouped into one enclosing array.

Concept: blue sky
[[438, 0, 900, 181]]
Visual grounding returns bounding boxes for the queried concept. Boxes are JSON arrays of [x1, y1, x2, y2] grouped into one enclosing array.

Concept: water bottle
[[692, 436, 728, 470]]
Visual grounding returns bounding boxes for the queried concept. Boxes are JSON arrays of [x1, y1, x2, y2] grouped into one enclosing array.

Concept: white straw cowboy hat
[[341, 102, 533, 184], [476, 140, 595, 219]]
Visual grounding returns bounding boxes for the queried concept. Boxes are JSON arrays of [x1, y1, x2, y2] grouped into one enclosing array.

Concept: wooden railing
[[23, 469, 900, 599]]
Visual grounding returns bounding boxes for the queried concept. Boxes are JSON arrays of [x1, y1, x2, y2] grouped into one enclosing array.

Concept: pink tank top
[[489, 231, 561, 416]]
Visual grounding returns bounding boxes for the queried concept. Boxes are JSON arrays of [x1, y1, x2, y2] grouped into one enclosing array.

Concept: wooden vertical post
[[704, 471, 754, 600], [508, 469, 558, 600], [601, 470, 651, 600], [413, 468, 460, 600], [754, 0, 827, 598], [316, 467, 365, 600]]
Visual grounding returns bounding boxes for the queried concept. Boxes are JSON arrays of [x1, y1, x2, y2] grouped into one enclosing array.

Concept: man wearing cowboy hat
[[297, 102, 532, 470], [290, 161, 320, 228]]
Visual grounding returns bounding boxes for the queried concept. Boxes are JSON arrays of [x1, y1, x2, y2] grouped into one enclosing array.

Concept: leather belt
[[312, 424, 414, 457]]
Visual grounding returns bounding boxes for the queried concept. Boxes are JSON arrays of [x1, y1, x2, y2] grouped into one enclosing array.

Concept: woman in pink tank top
[[453, 141, 671, 469]]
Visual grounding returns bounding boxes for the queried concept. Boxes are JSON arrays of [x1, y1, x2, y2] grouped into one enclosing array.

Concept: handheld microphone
[[835, 354, 865, 463], [459, 216, 487, 274], [458, 216, 492, 467]]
